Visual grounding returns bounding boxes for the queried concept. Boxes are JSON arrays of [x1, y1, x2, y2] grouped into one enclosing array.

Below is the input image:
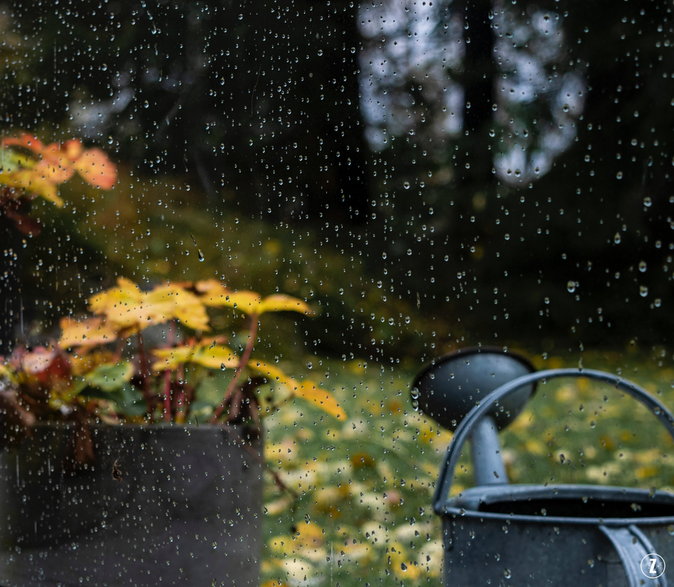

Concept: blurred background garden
[[1, 0, 673, 584]]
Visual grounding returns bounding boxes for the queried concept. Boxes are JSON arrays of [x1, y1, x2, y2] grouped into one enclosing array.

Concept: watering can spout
[[411, 347, 536, 486], [470, 416, 507, 486]]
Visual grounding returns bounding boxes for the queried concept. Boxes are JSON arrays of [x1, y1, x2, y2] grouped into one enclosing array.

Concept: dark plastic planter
[[0, 423, 263, 586]]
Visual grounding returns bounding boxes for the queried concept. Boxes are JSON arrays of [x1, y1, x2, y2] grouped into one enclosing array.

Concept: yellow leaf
[[191, 344, 238, 370], [152, 342, 238, 371], [145, 284, 210, 331], [152, 346, 194, 371], [292, 522, 325, 549], [248, 359, 296, 387], [293, 380, 347, 420], [89, 277, 142, 315], [0, 169, 63, 206], [636, 465, 659, 479], [89, 278, 209, 332], [58, 317, 120, 349], [0, 364, 15, 381], [196, 281, 312, 316], [351, 452, 376, 469], [69, 350, 118, 376], [194, 279, 233, 305], [0, 147, 34, 171], [88, 277, 145, 329], [247, 361, 345, 419], [389, 541, 423, 581], [258, 294, 312, 315], [206, 289, 263, 313]]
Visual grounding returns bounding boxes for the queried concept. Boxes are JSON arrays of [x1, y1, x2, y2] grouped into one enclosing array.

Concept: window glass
[[1, 1, 672, 584]]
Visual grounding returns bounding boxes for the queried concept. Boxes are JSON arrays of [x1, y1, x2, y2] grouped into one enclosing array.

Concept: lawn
[[260, 348, 674, 586]]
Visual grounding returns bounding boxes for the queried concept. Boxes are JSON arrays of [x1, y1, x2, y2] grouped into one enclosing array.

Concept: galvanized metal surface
[[426, 364, 674, 586], [0, 424, 264, 586]]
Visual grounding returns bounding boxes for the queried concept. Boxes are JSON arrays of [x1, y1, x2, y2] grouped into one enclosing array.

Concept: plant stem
[[162, 321, 177, 422], [162, 370, 172, 422], [210, 313, 259, 423], [174, 383, 187, 424], [136, 331, 154, 418]]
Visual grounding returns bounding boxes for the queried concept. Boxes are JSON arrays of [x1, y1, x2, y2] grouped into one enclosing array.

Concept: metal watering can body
[[413, 350, 674, 586], [441, 483, 674, 586]]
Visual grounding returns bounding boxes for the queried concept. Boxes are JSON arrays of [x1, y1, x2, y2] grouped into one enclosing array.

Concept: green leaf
[[0, 147, 25, 172], [81, 382, 145, 417], [83, 361, 133, 392], [112, 383, 147, 417]]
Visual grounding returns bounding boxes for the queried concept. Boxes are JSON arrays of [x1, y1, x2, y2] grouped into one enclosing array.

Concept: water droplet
[[567, 281, 577, 293], [613, 232, 622, 244], [638, 261, 647, 272], [639, 285, 648, 297]]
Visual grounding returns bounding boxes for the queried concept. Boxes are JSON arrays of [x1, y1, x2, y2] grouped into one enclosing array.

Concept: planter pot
[[0, 423, 263, 586]]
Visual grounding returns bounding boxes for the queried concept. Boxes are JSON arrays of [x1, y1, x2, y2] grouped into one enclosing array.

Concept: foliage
[[0, 277, 345, 451], [0, 133, 116, 234]]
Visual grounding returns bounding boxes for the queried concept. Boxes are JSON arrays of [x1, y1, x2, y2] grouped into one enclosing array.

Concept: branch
[[210, 313, 259, 423]]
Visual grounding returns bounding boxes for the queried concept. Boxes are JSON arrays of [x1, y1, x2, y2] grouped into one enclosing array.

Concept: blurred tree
[[359, 0, 674, 348]]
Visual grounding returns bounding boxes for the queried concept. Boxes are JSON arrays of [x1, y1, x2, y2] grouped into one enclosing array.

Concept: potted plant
[[0, 277, 345, 586], [0, 137, 345, 586]]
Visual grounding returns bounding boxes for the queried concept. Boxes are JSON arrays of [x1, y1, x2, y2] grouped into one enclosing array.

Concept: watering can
[[412, 348, 674, 586]]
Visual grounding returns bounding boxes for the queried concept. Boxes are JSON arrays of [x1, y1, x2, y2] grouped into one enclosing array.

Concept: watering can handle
[[433, 368, 674, 512], [599, 525, 668, 586]]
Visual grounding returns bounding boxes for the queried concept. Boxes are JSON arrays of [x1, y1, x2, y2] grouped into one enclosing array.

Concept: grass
[[259, 348, 674, 586]]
